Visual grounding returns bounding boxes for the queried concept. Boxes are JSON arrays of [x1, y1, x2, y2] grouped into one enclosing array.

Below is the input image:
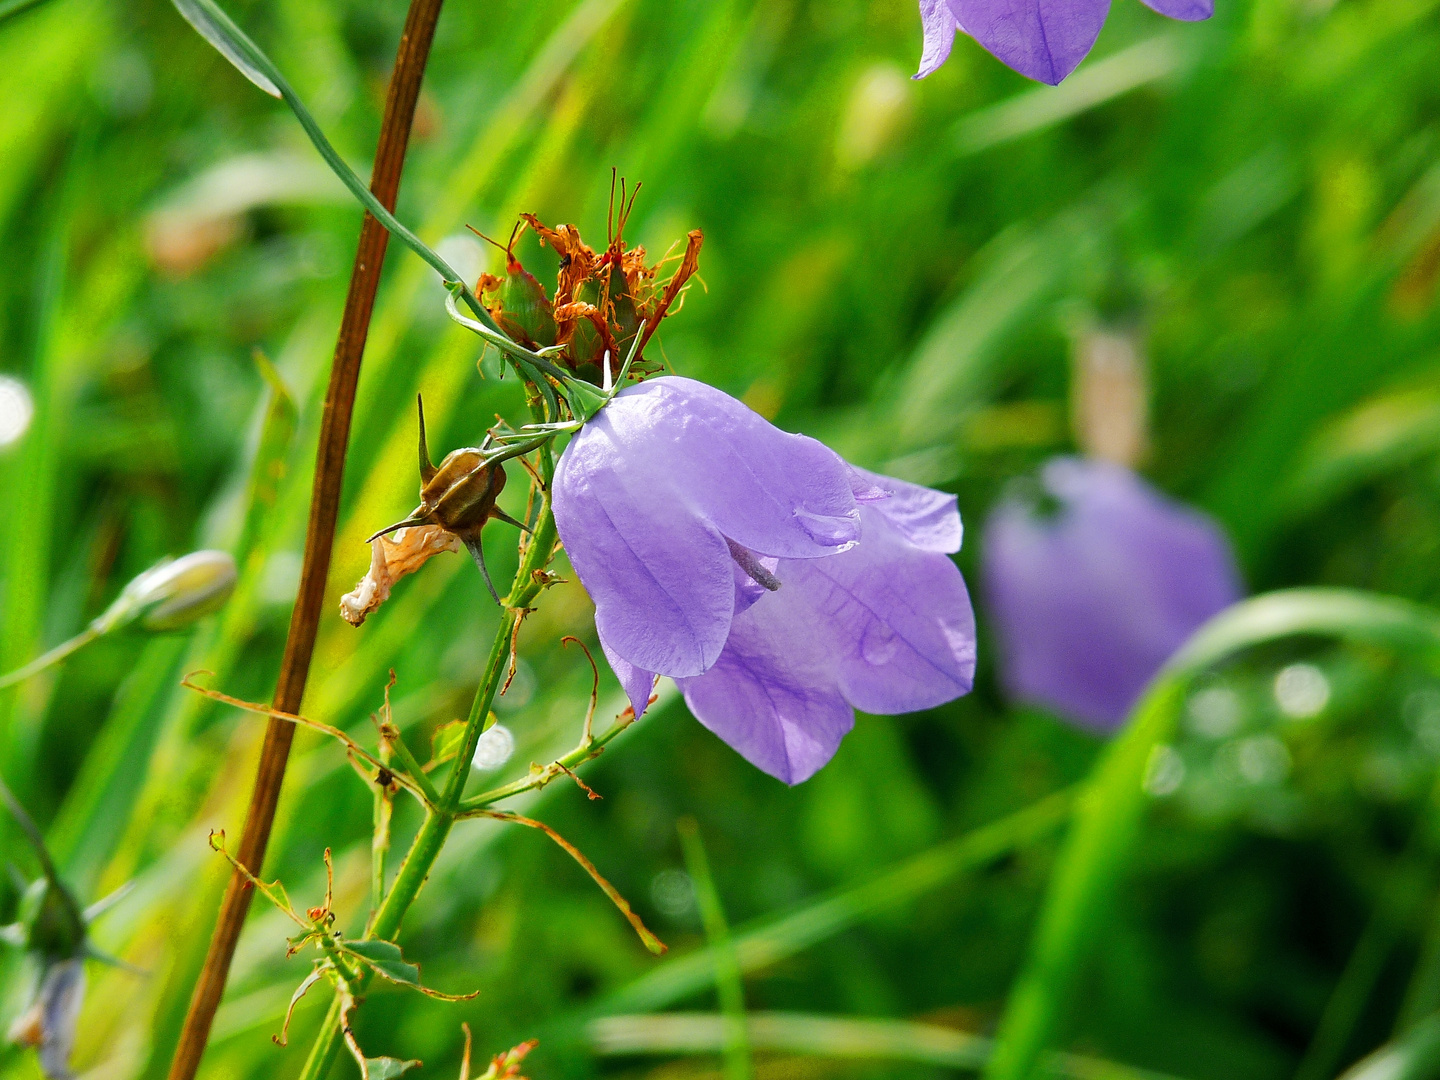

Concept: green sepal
[[563, 377, 611, 422]]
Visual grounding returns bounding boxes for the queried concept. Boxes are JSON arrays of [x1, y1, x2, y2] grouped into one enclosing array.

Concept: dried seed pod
[[420, 446, 508, 543], [364, 398, 531, 604]]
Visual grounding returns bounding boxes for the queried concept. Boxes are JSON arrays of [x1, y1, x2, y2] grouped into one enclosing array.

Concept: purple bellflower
[[915, 0, 1213, 86], [553, 376, 976, 784], [982, 456, 1241, 732]]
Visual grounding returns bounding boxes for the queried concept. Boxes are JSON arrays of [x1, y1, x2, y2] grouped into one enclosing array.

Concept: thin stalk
[[678, 818, 752, 1080], [165, 3, 448, 1077], [299, 495, 558, 1080], [0, 626, 100, 690]]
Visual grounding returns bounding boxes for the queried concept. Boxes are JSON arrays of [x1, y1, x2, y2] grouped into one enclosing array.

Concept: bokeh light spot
[[1275, 663, 1330, 718], [0, 375, 34, 449]]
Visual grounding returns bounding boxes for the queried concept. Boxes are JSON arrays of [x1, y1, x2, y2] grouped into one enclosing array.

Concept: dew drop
[[861, 622, 897, 665]]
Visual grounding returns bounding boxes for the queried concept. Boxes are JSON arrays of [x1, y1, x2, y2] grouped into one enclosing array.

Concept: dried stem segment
[[166, 2, 448, 1076]]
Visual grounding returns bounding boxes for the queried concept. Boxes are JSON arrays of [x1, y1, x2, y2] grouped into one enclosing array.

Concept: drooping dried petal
[[341, 525, 461, 627]]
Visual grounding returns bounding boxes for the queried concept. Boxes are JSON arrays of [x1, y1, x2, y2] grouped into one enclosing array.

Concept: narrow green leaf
[[584, 788, 1075, 1020], [589, 1012, 1184, 1080], [340, 939, 421, 987], [236, 351, 297, 564], [984, 588, 1440, 1080], [0, 0, 50, 24], [1338, 1012, 1440, 1080], [169, 0, 279, 97], [678, 819, 751, 1080]]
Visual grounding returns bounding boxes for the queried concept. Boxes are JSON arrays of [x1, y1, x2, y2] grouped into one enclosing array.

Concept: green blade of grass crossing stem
[[589, 1012, 1188, 1080], [582, 788, 1075, 1021], [46, 636, 191, 894], [983, 588, 1440, 1080], [1338, 1012, 1440, 1080], [678, 819, 751, 1080]]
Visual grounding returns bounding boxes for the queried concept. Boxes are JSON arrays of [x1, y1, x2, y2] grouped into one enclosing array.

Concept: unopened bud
[[95, 550, 238, 634]]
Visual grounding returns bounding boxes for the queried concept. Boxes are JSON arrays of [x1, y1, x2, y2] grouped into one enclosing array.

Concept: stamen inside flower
[[725, 538, 781, 592]]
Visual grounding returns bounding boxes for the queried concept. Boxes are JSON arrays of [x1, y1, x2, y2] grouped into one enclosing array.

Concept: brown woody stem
[[165, 2, 447, 1077]]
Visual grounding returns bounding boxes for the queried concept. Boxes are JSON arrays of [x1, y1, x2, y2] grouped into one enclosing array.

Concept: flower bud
[[94, 550, 238, 634]]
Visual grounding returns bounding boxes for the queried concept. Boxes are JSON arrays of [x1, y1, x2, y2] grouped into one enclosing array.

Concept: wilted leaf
[[273, 966, 327, 1047]]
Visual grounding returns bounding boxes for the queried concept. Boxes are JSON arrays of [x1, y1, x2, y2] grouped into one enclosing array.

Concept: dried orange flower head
[[476, 175, 702, 387]]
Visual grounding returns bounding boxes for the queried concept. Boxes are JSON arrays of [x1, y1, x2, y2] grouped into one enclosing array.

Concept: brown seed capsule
[[419, 446, 507, 543], [362, 397, 530, 605]]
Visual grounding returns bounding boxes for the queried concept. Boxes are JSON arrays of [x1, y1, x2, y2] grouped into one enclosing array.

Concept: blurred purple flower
[[554, 377, 976, 784], [7, 959, 85, 1080], [915, 0, 1213, 86], [982, 457, 1241, 732]]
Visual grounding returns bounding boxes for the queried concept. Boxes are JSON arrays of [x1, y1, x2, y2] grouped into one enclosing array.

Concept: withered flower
[[475, 178, 702, 390]]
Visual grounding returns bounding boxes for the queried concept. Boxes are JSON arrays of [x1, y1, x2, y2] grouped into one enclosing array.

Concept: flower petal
[[555, 419, 735, 676], [950, 0, 1109, 84], [781, 504, 975, 714], [914, 0, 960, 78], [1138, 0, 1212, 20], [676, 598, 854, 786], [848, 466, 963, 553], [600, 378, 861, 557], [597, 627, 656, 721]]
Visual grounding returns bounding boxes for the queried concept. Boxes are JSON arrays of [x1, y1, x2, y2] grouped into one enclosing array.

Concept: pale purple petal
[[676, 597, 854, 785], [38, 960, 84, 1080], [598, 627, 656, 721], [848, 466, 963, 553], [780, 504, 975, 714], [951, 0, 1109, 85], [983, 457, 1242, 731], [597, 379, 861, 557], [555, 422, 735, 676], [915, 0, 960, 78], [1139, 0, 1212, 19]]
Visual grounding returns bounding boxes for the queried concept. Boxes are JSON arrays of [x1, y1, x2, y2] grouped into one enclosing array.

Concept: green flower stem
[[297, 497, 558, 1080], [0, 625, 100, 690]]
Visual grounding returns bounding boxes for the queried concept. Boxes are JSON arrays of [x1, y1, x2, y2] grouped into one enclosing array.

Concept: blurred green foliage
[[3, 0, 1440, 1077]]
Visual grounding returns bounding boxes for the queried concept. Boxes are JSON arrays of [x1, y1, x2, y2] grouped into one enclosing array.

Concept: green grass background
[[4, 0, 1440, 1077]]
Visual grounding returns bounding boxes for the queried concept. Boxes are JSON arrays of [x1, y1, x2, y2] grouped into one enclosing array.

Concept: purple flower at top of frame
[[553, 376, 977, 785], [915, 0, 1213, 86], [982, 456, 1241, 732]]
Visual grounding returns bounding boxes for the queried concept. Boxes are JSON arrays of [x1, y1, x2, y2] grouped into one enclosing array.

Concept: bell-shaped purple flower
[[915, 0, 1213, 86], [982, 457, 1241, 732], [554, 377, 976, 784]]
